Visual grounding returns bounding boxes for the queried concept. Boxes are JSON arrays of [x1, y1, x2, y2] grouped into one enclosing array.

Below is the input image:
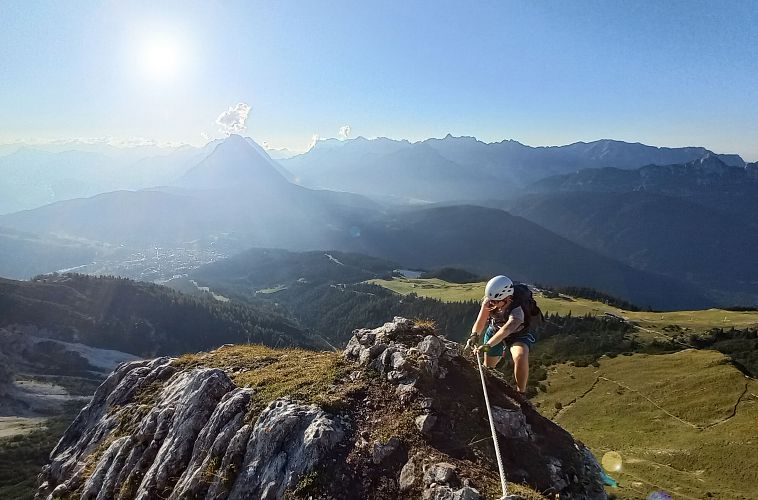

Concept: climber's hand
[[464, 333, 479, 352]]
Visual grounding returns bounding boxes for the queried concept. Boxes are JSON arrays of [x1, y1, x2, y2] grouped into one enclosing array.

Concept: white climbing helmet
[[485, 275, 514, 301]]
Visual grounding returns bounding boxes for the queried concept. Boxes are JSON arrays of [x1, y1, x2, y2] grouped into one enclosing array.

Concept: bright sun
[[137, 35, 186, 83]]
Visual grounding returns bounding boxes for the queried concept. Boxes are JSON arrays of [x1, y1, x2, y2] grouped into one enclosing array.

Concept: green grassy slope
[[369, 277, 758, 333], [533, 350, 758, 499]]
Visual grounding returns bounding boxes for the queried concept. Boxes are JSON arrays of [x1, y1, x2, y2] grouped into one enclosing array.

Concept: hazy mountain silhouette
[[0, 136, 378, 249], [333, 205, 711, 310], [505, 191, 758, 294], [280, 135, 745, 202], [0, 142, 221, 214], [0, 148, 121, 214], [493, 155, 758, 303], [178, 135, 290, 190], [529, 153, 757, 198]]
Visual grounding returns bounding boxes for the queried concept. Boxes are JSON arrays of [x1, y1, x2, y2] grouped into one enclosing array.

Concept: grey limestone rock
[[228, 398, 344, 499], [357, 341, 388, 365], [205, 423, 254, 500], [344, 318, 462, 386], [453, 486, 482, 500], [423, 485, 456, 500], [399, 458, 416, 491], [575, 443, 610, 500], [415, 414, 437, 434], [423, 484, 482, 500], [491, 405, 533, 440], [421, 461, 482, 500], [134, 369, 236, 500], [36, 358, 343, 500], [546, 457, 570, 492], [371, 435, 401, 464], [395, 381, 419, 405], [423, 462, 457, 486], [168, 388, 254, 499], [418, 335, 445, 358], [37, 356, 176, 499]]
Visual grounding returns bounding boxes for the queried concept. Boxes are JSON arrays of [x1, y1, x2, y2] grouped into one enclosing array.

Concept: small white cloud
[[307, 133, 319, 151], [216, 102, 251, 134], [339, 125, 351, 140]]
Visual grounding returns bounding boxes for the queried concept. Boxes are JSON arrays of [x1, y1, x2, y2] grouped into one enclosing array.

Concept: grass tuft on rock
[[174, 344, 346, 418]]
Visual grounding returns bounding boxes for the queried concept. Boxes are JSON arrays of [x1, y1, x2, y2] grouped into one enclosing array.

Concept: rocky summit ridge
[[36, 318, 607, 500]]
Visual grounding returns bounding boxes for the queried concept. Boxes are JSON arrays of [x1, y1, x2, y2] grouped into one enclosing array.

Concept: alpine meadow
[[1, 2, 757, 500]]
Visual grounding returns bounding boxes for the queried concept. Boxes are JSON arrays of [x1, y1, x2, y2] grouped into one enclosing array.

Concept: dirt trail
[[552, 376, 601, 420], [596, 376, 699, 429]]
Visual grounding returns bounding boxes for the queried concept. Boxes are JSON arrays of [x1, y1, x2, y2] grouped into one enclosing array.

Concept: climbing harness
[[476, 352, 511, 500]]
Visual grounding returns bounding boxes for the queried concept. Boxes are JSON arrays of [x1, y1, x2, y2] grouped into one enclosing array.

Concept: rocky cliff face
[[37, 318, 607, 500]]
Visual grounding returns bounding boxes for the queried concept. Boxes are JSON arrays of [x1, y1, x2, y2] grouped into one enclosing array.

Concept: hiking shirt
[[488, 305, 525, 340]]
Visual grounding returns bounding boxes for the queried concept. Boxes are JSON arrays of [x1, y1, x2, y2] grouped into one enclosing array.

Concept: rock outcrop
[[37, 317, 607, 500], [343, 317, 606, 500], [37, 359, 344, 500]]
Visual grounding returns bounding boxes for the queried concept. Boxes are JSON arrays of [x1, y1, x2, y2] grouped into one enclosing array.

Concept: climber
[[467, 275, 539, 395]]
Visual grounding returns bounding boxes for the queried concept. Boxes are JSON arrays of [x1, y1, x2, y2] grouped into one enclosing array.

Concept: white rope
[[476, 353, 509, 499]]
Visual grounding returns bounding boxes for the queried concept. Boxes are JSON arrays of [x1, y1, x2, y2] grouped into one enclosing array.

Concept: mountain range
[[0, 142, 224, 214], [0, 134, 754, 308], [0, 135, 375, 249], [495, 154, 758, 303], [281, 135, 746, 202]]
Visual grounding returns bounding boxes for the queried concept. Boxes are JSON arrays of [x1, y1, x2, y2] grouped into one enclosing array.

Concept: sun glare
[[136, 35, 186, 83]]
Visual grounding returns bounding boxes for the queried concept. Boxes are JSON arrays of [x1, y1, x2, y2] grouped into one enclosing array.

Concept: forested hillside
[[0, 274, 325, 356], [190, 249, 482, 345], [192, 248, 398, 290]]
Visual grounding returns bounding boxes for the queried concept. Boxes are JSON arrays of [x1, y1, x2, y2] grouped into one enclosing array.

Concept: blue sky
[[1, 0, 757, 159]]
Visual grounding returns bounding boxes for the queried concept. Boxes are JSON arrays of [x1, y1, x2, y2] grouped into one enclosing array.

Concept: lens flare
[[647, 492, 673, 500], [601, 451, 623, 472]]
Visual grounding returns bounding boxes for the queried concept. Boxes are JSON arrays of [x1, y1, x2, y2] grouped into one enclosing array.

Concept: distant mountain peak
[[223, 133, 246, 143], [683, 153, 730, 173], [436, 133, 478, 142], [178, 134, 287, 190]]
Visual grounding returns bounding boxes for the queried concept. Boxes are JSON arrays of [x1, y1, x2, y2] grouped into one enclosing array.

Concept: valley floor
[[0, 374, 100, 500], [0, 417, 47, 439]]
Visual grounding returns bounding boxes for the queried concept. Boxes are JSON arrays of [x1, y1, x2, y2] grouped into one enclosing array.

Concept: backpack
[[511, 283, 544, 332]]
